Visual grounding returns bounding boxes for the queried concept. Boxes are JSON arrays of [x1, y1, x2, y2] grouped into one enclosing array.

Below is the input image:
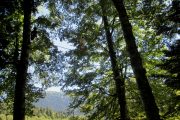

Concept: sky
[[46, 86, 61, 92], [36, 1, 180, 92], [35, 5, 74, 92]]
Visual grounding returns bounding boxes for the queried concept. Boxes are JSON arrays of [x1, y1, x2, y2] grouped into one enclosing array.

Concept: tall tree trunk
[[111, 0, 161, 120], [13, 0, 32, 120], [100, 1, 129, 119]]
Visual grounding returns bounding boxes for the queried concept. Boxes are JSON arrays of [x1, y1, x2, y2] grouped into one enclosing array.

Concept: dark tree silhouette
[[13, 0, 32, 120], [161, 40, 180, 89], [100, 0, 129, 119], [111, 0, 161, 119]]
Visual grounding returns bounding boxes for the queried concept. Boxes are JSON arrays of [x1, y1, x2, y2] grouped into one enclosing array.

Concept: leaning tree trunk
[[13, 0, 32, 120], [100, 1, 129, 119], [111, 0, 161, 120]]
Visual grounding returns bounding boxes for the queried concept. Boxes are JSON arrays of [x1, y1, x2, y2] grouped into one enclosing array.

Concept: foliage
[[0, 0, 63, 117], [60, 0, 180, 119], [0, 0, 180, 119], [158, 40, 180, 89], [0, 107, 86, 120]]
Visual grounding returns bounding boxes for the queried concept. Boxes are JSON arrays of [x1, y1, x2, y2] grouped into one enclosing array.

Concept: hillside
[[34, 91, 71, 112]]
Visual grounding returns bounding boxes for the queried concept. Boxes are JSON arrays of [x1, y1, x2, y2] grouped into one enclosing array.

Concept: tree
[[0, 0, 63, 119], [0, 0, 20, 70], [151, 0, 180, 117], [110, 0, 161, 119], [160, 40, 180, 89], [59, 0, 131, 119], [100, 0, 129, 119], [13, 0, 32, 119], [2, 0, 179, 119]]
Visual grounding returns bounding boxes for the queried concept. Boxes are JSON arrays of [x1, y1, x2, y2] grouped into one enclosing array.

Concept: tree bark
[[13, 0, 32, 120], [100, 1, 129, 119], [111, 0, 161, 120]]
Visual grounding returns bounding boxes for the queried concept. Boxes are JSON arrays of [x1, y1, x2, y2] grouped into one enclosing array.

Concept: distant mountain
[[34, 91, 71, 112]]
